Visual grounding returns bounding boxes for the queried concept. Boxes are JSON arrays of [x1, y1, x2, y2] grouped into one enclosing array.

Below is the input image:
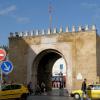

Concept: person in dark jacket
[[27, 81, 33, 95], [81, 78, 88, 100], [81, 78, 87, 94]]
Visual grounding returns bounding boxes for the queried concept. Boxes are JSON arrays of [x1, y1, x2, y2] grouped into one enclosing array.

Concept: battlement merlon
[[9, 25, 96, 38]]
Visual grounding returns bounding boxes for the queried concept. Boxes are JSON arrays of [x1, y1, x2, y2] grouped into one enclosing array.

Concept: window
[[10, 85, 21, 90], [2, 85, 21, 91], [93, 85, 100, 90], [2, 85, 11, 91]]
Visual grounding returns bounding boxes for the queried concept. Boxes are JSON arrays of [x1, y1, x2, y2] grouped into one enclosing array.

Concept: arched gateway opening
[[32, 49, 67, 91]]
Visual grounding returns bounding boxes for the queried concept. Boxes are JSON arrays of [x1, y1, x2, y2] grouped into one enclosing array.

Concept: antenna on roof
[[48, 1, 53, 30]]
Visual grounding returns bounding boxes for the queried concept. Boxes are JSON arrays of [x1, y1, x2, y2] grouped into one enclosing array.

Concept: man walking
[[81, 78, 87, 100], [27, 81, 33, 95]]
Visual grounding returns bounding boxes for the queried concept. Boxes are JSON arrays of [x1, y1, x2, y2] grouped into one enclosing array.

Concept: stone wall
[[72, 31, 97, 89], [96, 34, 100, 78], [57, 30, 97, 89], [9, 38, 29, 84], [8, 27, 99, 90]]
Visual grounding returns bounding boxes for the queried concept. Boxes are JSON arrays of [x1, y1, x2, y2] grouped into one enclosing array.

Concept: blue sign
[[60, 64, 63, 70], [0, 61, 13, 74]]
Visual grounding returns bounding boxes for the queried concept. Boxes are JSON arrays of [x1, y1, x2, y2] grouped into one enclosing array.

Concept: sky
[[0, 0, 100, 45]]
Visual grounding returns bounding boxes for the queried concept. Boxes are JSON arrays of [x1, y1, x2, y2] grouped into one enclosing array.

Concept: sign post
[[59, 64, 64, 89], [0, 64, 3, 90], [0, 48, 6, 90], [0, 49, 6, 61], [0, 60, 13, 90], [60, 64, 63, 72], [1, 61, 13, 75]]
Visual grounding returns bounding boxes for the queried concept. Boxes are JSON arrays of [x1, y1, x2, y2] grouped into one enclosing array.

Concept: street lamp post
[[60, 72, 63, 88], [59, 72, 64, 96], [59, 64, 63, 88]]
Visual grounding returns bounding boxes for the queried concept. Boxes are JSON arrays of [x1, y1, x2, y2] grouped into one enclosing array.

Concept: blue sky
[[0, 0, 100, 45]]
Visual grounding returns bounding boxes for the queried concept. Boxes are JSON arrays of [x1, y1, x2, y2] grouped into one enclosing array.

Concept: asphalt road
[[27, 88, 74, 100], [27, 95, 74, 100]]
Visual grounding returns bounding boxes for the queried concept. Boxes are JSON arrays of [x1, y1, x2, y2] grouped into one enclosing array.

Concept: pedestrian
[[59, 81, 64, 96], [2, 80, 7, 85], [81, 78, 90, 100], [35, 84, 41, 95], [41, 82, 46, 93], [27, 81, 33, 95]]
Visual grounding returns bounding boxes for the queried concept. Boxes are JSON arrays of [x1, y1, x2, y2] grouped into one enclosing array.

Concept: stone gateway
[[8, 25, 100, 92]]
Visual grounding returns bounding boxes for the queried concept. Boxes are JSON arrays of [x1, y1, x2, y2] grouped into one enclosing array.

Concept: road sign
[[0, 49, 6, 61], [60, 64, 63, 70], [0, 61, 13, 74]]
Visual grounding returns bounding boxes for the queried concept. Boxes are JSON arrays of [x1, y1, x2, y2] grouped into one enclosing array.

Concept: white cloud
[[0, 5, 16, 16], [94, 13, 100, 20], [81, 2, 98, 9], [16, 17, 30, 23], [0, 5, 30, 24], [92, 6, 100, 20], [81, 2, 100, 21]]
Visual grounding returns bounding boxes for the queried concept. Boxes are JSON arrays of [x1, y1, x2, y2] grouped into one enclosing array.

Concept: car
[[70, 84, 100, 100], [0, 84, 29, 100]]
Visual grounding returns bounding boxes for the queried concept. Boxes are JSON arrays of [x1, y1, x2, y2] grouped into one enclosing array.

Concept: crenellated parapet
[[9, 25, 96, 38]]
